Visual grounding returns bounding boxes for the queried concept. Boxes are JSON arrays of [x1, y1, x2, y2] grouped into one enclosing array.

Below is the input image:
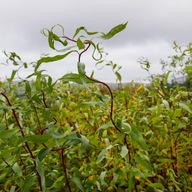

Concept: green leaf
[[36, 158, 46, 192], [96, 149, 107, 164], [96, 123, 114, 132], [128, 170, 135, 192], [78, 62, 89, 87], [101, 22, 128, 39], [60, 73, 93, 84], [52, 132, 65, 139], [24, 62, 28, 68], [48, 31, 56, 50], [163, 71, 170, 84], [10, 70, 17, 81], [10, 186, 17, 192], [12, 162, 22, 177], [184, 66, 192, 72], [0, 129, 18, 139], [148, 182, 164, 189], [93, 92, 109, 102], [100, 171, 107, 186], [25, 81, 31, 96], [48, 31, 67, 50], [21, 175, 36, 192], [179, 102, 192, 114], [48, 176, 64, 189], [0, 104, 18, 110], [21, 133, 52, 143], [121, 122, 131, 134], [35, 72, 42, 90], [77, 38, 85, 50], [115, 71, 122, 82], [38, 148, 51, 161], [35, 50, 76, 71], [157, 158, 175, 163], [162, 99, 170, 109], [78, 101, 107, 109], [78, 135, 90, 157], [73, 26, 98, 38], [78, 62, 86, 76], [130, 127, 148, 150], [134, 156, 153, 172], [120, 145, 128, 158], [64, 133, 82, 146], [71, 177, 85, 192]]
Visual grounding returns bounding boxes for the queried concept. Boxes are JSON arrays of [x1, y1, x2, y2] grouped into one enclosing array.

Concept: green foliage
[[0, 23, 192, 191]]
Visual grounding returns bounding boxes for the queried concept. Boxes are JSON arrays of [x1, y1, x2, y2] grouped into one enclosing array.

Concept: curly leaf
[[101, 22, 128, 39], [73, 26, 98, 38], [35, 50, 76, 71]]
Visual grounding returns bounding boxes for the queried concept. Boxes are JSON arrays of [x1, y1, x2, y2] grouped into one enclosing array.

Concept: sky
[[0, 0, 192, 82]]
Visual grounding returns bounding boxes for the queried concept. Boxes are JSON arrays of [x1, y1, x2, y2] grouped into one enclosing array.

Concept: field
[[0, 79, 192, 191], [0, 23, 192, 191]]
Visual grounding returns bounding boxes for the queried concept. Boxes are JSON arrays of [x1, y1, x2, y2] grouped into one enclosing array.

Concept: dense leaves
[[0, 23, 192, 191]]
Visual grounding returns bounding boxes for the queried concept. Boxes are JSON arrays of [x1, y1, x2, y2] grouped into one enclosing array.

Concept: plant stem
[[85, 75, 121, 132], [61, 149, 71, 192], [1, 92, 43, 191]]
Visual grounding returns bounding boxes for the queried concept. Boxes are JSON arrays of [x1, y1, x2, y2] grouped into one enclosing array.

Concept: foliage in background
[[0, 23, 192, 191]]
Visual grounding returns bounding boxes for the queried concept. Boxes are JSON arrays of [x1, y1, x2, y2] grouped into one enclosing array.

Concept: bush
[[0, 23, 192, 191]]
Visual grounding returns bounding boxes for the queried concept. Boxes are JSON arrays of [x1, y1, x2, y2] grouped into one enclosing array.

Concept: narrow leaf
[[71, 177, 85, 192], [96, 149, 107, 164], [73, 26, 98, 38], [78, 62, 86, 76], [12, 163, 22, 177], [101, 22, 128, 39], [120, 145, 128, 158], [100, 171, 107, 186], [78, 101, 107, 109], [128, 170, 135, 192], [96, 123, 114, 132], [0, 129, 18, 139], [36, 158, 46, 192], [121, 122, 131, 134], [38, 148, 51, 161], [35, 50, 76, 71], [60, 73, 93, 84], [134, 156, 153, 172], [179, 102, 192, 114], [21, 133, 51, 143], [10, 70, 17, 81], [21, 175, 36, 192], [130, 127, 148, 150]]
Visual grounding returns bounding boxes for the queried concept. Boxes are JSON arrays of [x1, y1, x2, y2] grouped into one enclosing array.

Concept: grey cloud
[[1, 0, 192, 81]]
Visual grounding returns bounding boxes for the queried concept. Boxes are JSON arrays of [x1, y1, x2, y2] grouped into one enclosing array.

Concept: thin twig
[[61, 149, 72, 192], [1, 92, 43, 191], [85, 75, 120, 132]]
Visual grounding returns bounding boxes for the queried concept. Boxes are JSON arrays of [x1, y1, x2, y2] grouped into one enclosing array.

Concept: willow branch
[[85, 75, 120, 132]]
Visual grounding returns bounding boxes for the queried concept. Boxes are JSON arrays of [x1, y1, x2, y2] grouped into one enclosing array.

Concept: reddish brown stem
[[61, 149, 71, 192], [1, 92, 42, 191], [62, 35, 77, 43], [85, 75, 121, 132], [78, 43, 91, 62]]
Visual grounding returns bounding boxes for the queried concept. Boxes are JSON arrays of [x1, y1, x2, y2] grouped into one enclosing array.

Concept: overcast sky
[[0, 0, 192, 82]]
